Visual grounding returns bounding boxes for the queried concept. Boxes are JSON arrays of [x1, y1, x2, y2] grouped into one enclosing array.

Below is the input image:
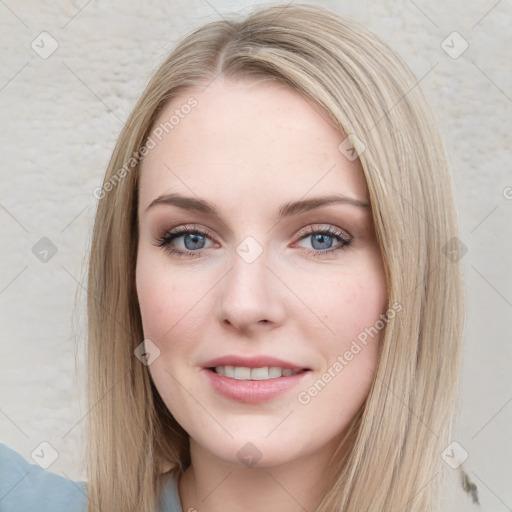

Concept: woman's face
[[136, 78, 388, 468]]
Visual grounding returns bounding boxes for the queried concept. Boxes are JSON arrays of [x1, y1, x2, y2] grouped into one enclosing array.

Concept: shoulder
[[156, 471, 183, 512], [0, 442, 87, 512]]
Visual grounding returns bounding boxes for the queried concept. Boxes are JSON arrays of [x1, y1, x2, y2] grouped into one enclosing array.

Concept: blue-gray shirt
[[0, 443, 182, 512]]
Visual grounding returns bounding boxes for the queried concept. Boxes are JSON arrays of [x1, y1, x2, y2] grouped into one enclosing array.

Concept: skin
[[136, 77, 388, 512]]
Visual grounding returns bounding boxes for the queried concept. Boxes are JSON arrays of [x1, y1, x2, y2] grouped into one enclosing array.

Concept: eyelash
[[154, 224, 352, 259]]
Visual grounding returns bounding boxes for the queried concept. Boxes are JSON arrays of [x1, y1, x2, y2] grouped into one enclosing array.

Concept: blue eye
[[154, 224, 352, 258], [295, 226, 352, 256], [155, 226, 213, 258], [177, 232, 206, 250]]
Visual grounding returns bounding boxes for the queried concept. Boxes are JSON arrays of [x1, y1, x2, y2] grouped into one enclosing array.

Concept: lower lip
[[202, 368, 310, 404]]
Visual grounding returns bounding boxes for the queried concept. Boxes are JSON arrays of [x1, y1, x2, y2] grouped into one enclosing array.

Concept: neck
[[178, 435, 348, 512]]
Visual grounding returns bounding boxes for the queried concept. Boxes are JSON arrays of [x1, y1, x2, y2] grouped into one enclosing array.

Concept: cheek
[[135, 257, 210, 434], [293, 257, 387, 401], [292, 284, 386, 439], [135, 256, 206, 342], [293, 258, 387, 344]]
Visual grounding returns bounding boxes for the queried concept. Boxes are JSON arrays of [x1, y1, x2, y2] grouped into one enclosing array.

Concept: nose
[[216, 248, 286, 334]]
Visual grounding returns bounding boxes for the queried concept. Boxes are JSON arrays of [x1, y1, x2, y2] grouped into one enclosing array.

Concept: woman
[[0, 3, 467, 511]]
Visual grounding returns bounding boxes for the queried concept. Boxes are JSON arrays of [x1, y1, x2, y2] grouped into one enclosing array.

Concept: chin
[[191, 428, 320, 470]]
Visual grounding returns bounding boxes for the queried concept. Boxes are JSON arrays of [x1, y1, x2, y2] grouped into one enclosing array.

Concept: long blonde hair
[[86, 4, 465, 511]]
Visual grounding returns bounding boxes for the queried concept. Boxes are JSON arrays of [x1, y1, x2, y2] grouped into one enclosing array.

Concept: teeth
[[234, 367, 251, 380], [268, 366, 282, 378], [251, 367, 270, 380], [223, 365, 235, 378], [213, 366, 302, 380]]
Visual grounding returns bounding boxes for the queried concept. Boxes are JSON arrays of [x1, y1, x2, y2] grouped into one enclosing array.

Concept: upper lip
[[202, 355, 309, 370]]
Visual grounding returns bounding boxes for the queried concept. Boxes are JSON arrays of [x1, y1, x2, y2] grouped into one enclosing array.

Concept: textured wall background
[[0, 0, 511, 510]]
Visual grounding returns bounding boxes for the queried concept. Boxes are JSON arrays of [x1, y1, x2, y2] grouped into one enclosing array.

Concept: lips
[[203, 369, 309, 403], [201, 354, 311, 404]]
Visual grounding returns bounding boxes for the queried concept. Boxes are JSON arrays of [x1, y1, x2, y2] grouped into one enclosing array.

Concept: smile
[[211, 365, 303, 380]]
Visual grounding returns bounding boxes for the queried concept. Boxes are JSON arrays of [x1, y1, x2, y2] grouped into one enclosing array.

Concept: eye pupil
[[184, 233, 205, 250], [311, 233, 333, 250]]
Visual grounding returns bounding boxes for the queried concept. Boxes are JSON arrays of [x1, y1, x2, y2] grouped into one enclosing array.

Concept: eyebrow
[[145, 192, 370, 218]]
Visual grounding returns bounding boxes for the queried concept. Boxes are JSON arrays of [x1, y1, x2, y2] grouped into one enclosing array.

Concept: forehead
[[138, 78, 368, 213]]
